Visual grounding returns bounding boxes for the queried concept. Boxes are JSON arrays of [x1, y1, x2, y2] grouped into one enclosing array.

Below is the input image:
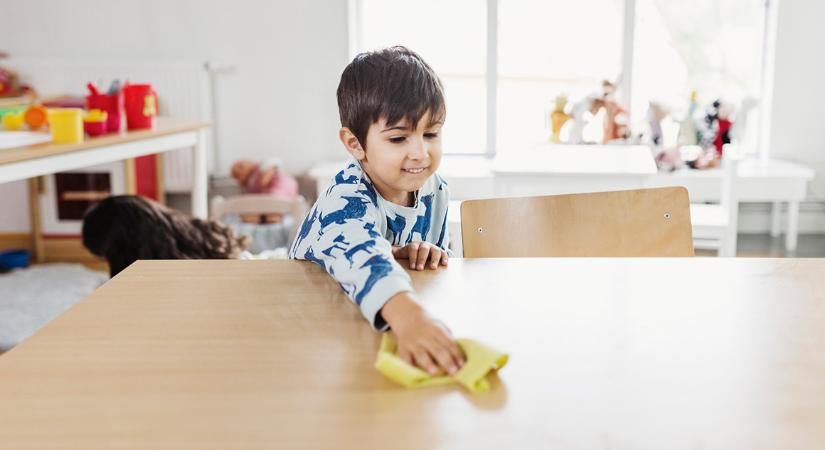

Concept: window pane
[[497, 0, 625, 151], [632, 0, 765, 148], [359, 0, 487, 154]]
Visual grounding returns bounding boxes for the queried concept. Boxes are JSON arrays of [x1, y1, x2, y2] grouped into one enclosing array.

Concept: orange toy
[[23, 105, 48, 130]]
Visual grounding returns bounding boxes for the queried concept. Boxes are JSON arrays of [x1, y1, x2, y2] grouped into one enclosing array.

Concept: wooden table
[[0, 118, 211, 218], [2, 258, 825, 449]]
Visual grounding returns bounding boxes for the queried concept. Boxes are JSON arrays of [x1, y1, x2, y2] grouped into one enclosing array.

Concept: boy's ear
[[339, 127, 366, 161]]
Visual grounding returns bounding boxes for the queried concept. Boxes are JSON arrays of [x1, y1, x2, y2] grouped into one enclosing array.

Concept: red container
[[84, 120, 108, 136], [123, 84, 157, 130], [85, 92, 123, 133]]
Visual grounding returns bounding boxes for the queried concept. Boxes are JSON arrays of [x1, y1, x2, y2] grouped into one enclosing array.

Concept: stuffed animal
[[567, 96, 601, 144], [549, 94, 570, 144], [646, 101, 668, 146], [677, 91, 700, 146], [230, 158, 299, 224]]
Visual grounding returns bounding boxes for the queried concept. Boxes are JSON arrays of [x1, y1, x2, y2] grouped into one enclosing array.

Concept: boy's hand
[[392, 241, 449, 270], [380, 292, 464, 375]]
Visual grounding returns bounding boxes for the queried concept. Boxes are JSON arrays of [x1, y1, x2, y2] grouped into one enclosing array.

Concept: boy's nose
[[408, 137, 428, 160]]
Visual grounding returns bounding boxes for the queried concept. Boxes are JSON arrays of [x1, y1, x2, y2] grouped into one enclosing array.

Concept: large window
[[354, 0, 768, 155]]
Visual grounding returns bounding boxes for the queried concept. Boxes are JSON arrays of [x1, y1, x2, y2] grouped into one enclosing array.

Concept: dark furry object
[[82, 195, 250, 277]]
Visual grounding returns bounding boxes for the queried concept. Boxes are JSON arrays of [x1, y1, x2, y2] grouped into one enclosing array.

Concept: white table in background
[[645, 158, 815, 252]]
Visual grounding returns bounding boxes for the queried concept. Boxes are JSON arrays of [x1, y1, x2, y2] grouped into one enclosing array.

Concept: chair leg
[[719, 232, 738, 257]]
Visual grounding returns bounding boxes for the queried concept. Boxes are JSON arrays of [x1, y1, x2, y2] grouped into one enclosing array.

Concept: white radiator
[[5, 58, 213, 192]]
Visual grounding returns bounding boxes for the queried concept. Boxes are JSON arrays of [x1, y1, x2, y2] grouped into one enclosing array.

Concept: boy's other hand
[[381, 293, 464, 376], [392, 241, 448, 270]]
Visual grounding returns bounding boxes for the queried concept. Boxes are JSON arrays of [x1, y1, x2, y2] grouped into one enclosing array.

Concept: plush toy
[[567, 96, 601, 144], [231, 158, 299, 224], [677, 90, 700, 146], [713, 101, 734, 157], [598, 80, 630, 143], [549, 94, 570, 144], [0, 64, 31, 98], [646, 101, 668, 146]]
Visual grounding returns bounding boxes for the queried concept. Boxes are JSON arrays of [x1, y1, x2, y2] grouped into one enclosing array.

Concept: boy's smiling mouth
[[402, 166, 429, 174]]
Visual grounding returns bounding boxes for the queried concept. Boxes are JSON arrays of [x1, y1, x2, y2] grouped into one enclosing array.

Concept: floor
[[732, 234, 825, 257]]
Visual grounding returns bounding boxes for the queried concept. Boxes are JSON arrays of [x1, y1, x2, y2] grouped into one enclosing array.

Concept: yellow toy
[[374, 334, 508, 394], [550, 94, 571, 143], [48, 108, 84, 144], [2, 111, 24, 130]]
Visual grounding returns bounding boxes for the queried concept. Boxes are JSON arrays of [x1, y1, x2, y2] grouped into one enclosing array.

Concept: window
[[357, 0, 487, 154], [354, 0, 769, 155]]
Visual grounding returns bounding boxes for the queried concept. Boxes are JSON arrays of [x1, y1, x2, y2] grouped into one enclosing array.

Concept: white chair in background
[[690, 149, 740, 257], [210, 194, 308, 243]]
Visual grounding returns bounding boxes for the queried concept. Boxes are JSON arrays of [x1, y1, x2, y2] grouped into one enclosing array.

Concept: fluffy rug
[[0, 264, 107, 353]]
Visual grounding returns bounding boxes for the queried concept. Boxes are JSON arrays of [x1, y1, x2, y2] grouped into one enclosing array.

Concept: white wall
[[764, 0, 825, 228], [0, 0, 349, 175]]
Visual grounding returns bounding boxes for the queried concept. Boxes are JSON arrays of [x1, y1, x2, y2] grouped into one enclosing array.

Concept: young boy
[[289, 46, 464, 376]]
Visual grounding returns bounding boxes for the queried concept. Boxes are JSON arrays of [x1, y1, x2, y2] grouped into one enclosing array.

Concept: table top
[[1, 258, 824, 449], [0, 118, 209, 166], [493, 144, 658, 175]]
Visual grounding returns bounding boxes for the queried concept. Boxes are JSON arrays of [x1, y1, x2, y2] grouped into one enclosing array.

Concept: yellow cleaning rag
[[374, 334, 509, 394]]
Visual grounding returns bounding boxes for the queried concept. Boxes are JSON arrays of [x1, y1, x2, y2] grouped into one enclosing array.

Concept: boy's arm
[[290, 188, 413, 330], [290, 187, 463, 373]]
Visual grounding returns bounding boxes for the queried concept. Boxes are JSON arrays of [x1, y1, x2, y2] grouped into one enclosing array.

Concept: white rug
[[0, 264, 107, 353]]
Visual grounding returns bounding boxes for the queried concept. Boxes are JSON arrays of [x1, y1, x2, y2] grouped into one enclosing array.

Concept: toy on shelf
[[123, 83, 157, 130], [646, 101, 667, 146], [0, 65, 32, 99], [84, 109, 108, 136], [23, 104, 48, 130], [567, 96, 600, 144], [1, 110, 24, 130], [48, 108, 84, 144], [599, 80, 630, 143], [677, 90, 700, 146], [713, 101, 734, 157], [231, 158, 300, 224], [85, 82, 124, 133], [549, 94, 570, 144]]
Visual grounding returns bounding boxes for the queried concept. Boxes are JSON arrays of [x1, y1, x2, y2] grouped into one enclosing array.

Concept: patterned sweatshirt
[[289, 160, 450, 330]]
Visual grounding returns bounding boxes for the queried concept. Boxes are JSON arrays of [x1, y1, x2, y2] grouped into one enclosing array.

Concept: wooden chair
[[210, 194, 308, 243], [460, 187, 693, 257]]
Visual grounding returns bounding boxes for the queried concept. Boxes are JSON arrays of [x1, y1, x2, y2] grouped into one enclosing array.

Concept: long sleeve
[[289, 183, 411, 330]]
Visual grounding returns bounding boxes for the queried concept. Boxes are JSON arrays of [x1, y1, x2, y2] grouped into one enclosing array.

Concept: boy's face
[[342, 111, 443, 206]]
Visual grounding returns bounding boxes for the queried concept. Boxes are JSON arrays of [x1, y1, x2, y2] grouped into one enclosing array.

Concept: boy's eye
[[389, 136, 407, 144], [425, 132, 440, 139]]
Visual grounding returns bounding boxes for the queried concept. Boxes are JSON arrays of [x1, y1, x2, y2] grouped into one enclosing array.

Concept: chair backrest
[[460, 187, 694, 257], [210, 194, 308, 241]]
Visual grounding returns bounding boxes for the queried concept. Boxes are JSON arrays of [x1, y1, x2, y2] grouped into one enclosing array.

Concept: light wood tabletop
[[1, 258, 825, 449], [0, 118, 210, 166]]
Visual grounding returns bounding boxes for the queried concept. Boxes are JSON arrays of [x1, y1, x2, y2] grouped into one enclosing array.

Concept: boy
[[289, 46, 464, 376]]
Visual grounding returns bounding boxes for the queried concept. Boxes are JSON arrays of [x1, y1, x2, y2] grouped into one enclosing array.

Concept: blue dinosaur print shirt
[[289, 160, 450, 330]]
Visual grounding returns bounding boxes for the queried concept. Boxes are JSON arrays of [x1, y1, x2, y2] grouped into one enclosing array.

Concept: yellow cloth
[[374, 334, 509, 394]]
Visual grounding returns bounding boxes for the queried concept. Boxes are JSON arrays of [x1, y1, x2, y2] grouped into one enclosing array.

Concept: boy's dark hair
[[82, 195, 250, 277], [337, 46, 446, 149]]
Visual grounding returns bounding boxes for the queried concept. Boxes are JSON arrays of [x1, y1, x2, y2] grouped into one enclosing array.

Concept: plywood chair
[[210, 194, 308, 243], [460, 187, 693, 257]]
